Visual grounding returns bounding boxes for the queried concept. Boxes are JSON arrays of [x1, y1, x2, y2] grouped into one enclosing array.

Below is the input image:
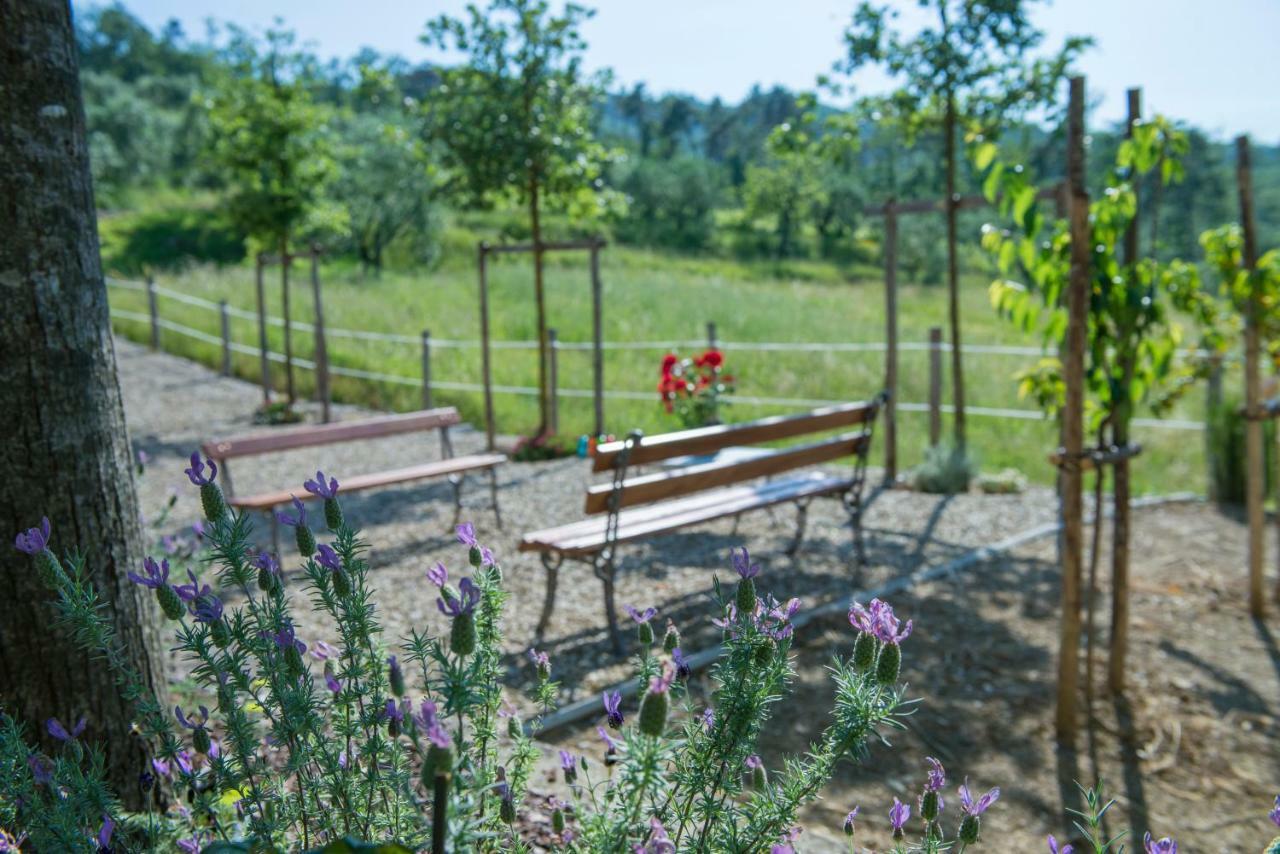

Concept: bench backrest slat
[[203, 408, 461, 460], [591, 400, 880, 472], [584, 431, 868, 515]]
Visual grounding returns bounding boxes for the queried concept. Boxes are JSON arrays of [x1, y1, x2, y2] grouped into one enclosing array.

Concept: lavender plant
[[5, 455, 1275, 852]]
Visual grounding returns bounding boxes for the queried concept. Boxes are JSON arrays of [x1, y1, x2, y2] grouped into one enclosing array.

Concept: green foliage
[[98, 194, 246, 273], [911, 439, 979, 494], [614, 156, 721, 251], [202, 25, 339, 249], [1206, 391, 1275, 504], [422, 0, 622, 224]]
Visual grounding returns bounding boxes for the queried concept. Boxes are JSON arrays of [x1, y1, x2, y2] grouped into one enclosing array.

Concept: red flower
[[660, 354, 678, 377], [697, 349, 724, 369]]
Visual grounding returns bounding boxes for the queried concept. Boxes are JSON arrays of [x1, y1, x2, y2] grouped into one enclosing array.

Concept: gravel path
[[118, 337, 1061, 701]]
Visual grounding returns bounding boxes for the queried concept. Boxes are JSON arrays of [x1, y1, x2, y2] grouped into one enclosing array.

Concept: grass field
[[105, 244, 1215, 496]]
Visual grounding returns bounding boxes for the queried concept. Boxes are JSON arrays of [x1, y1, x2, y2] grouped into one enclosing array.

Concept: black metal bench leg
[[449, 474, 463, 527], [850, 499, 867, 568], [785, 499, 810, 557], [535, 552, 562, 639], [599, 558, 623, 656], [487, 467, 504, 530]]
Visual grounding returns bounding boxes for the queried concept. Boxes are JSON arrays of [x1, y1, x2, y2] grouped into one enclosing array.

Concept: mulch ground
[[116, 340, 1280, 852]]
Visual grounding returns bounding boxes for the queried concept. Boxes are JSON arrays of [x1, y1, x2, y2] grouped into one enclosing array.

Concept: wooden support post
[[591, 239, 604, 437], [1109, 86, 1141, 695], [1057, 76, 1089, 744], [548, 328, 560, 435], [255, 254, 272, 403], [280, 247, 296, 405], [928, 327, 943, 448], [883, 201, 899, 482], [706, 321, 717, 351], [421, 330, 433, 410], [146, 275, 159, 350], [310, 246, 331, 423], [219, 300, 231, 377], [1238, 134, 1266, 617], [478, 243, 496, 452]]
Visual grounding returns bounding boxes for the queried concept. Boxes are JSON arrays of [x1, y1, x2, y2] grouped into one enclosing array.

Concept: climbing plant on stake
[[972, 116, 1219, 695]]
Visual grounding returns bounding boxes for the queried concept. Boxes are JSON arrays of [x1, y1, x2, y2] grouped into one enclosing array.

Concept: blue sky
[[102, 0, 1280, 141]]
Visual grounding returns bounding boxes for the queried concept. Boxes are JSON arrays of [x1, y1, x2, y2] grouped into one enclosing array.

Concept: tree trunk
[[530, 174, 551, 436], [280, 235, 296, 405], [0, 0, 167, 808], [944, 91, 967, 449]]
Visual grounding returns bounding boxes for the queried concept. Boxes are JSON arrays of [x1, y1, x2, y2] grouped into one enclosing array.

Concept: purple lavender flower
[[456, 522, 478, 547], [559, 749, 578, 784], [625, 604, 657, 624], [310, 640, 338, 661], [437, 576, 480, 617], [175, 705, 209, 731], [603, 690, 624, 729], [731, 547, 760, 579], [190, 589, 224, 624], [151, 757, 171, 778], [275, 496, 308, 528], [672, 647, 691, 680], [46, 716, 86, 742], [1143, 833, 1177, 854], [638, 818, 676, 854], [701, 707, 714, 731], [303, 471, 339, 500], [128, 556, 170, 589], [1048, 835, 1074, 854], [1270, 794, 1280, 827], [745, 754, 762, 770], [768, 597, 801, 622], [649, 660, 675, 694], [315, 543, 342, 572], [325, 672, 342, 694], [769, 845, 794, 854], [173, 751, 194, 775], [27, 754, 53, 786], [426, 562, 448, 587], [849, 598, 913, 645], [414, 700, 451, 748], [13, 518, 51, 555], [252, 552, 280, 576], [597, 726, 621, 752], [889, 797, 910, 832], [266, 622, 306, 655], [958, 779, 1000, 816], [184, 452, 217, 486], [925, 756, 946, 792], [528, 648, 551, 678], [96, 814, 114, 851], [480, 545, 496, 567], [843, 807, 859, 836]]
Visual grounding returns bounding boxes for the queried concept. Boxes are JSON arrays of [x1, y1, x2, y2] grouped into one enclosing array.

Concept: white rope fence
[[106, 277, 1207, 431]]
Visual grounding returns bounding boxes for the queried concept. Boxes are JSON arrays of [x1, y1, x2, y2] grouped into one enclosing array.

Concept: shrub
[[977, 468, 1027, 495], [1206, 391, 1274, 504], [7, 455, 1227, 852], [912, 440, 978, 494]]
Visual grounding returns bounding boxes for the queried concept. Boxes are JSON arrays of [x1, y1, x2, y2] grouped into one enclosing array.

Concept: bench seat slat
[[592, 400, 879, 472], [584, 432, 867, 515], [521, 472, 852, 556], [228, 453, 506, 510], [203, 408, 462, 461]]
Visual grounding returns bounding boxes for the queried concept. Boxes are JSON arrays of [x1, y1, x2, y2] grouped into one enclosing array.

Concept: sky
[[103, 0, 1280, 141]]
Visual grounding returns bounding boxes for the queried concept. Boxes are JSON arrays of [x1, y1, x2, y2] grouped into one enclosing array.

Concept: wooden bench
[[202, 408, 506, 550], [520, 394, 887, 652]]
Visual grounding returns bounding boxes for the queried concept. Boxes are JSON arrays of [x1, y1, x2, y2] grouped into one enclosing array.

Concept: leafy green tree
[[975, 115, 1219, 694], [203, 25, 338, 254], [616, 156, 721, 251], [840, 0, 1090, 452], [424, 0, 620, 436]]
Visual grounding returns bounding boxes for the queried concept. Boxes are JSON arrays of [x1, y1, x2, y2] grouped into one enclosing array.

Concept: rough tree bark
[[0, 0, 167, 808]]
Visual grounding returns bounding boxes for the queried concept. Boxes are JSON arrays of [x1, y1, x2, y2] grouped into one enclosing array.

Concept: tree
[[616, 156, 721, 251], [0, 0, 167, 809], [840, 0, 1089, 454], [424, 0, 620, 437], [204, 24, 338, 404]]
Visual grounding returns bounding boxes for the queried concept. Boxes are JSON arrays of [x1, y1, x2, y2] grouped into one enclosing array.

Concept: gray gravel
[[117, 338, 1062, 704]]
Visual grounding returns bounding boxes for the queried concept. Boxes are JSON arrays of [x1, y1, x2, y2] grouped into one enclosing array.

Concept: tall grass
[[107, 245, 1211, 496]]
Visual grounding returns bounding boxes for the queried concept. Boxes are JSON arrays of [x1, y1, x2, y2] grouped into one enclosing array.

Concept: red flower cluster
[[657, 349, 734, 423]]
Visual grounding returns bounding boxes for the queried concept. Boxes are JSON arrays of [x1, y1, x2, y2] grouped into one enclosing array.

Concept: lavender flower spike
[[958, 779, 1000, 815], [1270, 794, 1280, 828], [925, 756, 946, 792], [843, 807, 858, 836], [128, 556, 170, 589], [731, 546, 761, 612], [183, 451, 217, 486], [186, 452, 227, 521], [602, 690, 624, 729], [889, 797, 910, 836], [46, 716, 86, 742], [276, 496, 307, 528], [1143, 833, 1177, 854], [426, 562, 448, 588], [456, 522, 478, 547], [1048, 835, 1075, 854], [625, 604, 657, 624], [13, 517, 51, 556], [731, 546, 760, 579], [437, 576, 481, 617], [304, 471, 339, 500]]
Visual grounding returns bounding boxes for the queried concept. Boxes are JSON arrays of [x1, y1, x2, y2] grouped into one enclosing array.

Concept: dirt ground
[[115, 341, 1280, 852]]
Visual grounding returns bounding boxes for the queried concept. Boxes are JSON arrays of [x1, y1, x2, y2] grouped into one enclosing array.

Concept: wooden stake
[[591, 239, 605, 437], [478, 243, 496, 452], [310, 246, 331, 423], [883, 201, 899, 482], [706, 321, 717, 351], [145, 275, 159, 350], [1108, 87, 1141, 695], [280, 242, 296, 405], [219, 300, 231, 377], [928, 327, 943, 448], [548, 328, 560, 435], [255, 254, 272, 403], [944, 90, 967, 448], [1057, 75, 1090, 744], [421, 330, 433, 410], [1238, 134, 1266, 617]]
